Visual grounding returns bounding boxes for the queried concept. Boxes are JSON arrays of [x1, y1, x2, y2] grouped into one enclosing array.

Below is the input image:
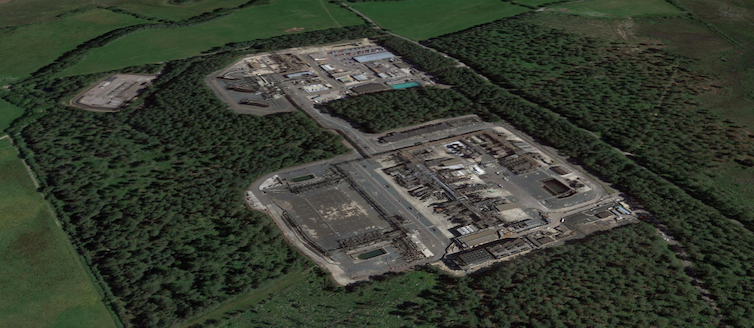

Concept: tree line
[[3, 26, 379, 327], [31, 0, 272, 77], [5, 16, 754, 328], [325, 87, 472, 133], [368, 31, 754, 326], [402, 224, 716, 327], [210, 224, 715, 328], [423, 20, 754, 231]]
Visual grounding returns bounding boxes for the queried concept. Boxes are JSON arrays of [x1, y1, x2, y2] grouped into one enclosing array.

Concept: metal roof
[[353, 52, 395, 63]]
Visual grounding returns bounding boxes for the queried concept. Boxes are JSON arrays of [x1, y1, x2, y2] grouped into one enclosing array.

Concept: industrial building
[[453, 238, 533, 268], [353, 52, 396, 63], [72, 74, 156, 111]]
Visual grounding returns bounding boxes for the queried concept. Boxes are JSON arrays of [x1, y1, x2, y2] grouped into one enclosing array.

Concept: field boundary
[[662, 0, 744, 49], [0, 137, 123, 328], [2, 136, 125, 328]]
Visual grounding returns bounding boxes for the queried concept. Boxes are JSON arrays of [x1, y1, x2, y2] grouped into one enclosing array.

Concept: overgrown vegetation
[[402, 224, 715, 327], [216, 224, 714, 328], [215, 269, 436, 328], [325, 87, 472, 132], [377, 36, 456, 72]]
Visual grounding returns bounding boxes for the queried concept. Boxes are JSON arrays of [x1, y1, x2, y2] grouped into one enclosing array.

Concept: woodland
[[424, 19, 754, 230], [404, 224, 716, 328], [325, 87, 472, 132], [3, 15, 754, 328], [3, 26, 376, 327], [329, 33, 754, 326]]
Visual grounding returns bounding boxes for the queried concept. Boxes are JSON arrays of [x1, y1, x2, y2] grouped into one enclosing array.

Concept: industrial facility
[[207, 39, 434, 115], [252, 122, 631, 280], [231, 41, 636, 282], [72, 74, 156, 111]]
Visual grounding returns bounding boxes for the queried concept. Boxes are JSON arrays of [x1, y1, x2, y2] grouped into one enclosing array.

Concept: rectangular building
[[353, 52, 396, 63], [456, 229, 500, 248]]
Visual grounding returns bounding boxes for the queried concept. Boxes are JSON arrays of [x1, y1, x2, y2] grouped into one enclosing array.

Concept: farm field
[[0, 9, 149, 79], [350, 0, 529, 40], [60, 0, 363, 76], [118, 0, 253, 21], [676, 0, 754, 49], [0, 0, 250, 27], [0, 138, 117, 328], [0, 0, 103, 27], [549, 0, 682, 17], [0, 99, 24, 132]]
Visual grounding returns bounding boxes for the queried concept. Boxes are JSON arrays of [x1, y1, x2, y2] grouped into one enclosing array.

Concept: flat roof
[[353, 52, 395, 63], [441, 158, 465, 166], [457, 229, 499, 248], [456, 248, 494, 267], [351, 83, 390, 94], [495, 203, 518, 212], [595, 211, 612, 218]]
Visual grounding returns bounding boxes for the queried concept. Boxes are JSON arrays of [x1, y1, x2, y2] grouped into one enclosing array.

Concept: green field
[[0, 99, 24, 132], [0, 9, 149, 79], [515, 0, 563, 7], [676, 0, 754, 49], [550, 0, 683, 17], [119, 0, 252, 21], [0, 138, 117, 328], [351, 0, 530, 40], [218, 270, 435, 328], [0, 0, 255, 27], [60, 0, 362, 76], [0, 0, 101, 26], [181, 267, 310, 327]]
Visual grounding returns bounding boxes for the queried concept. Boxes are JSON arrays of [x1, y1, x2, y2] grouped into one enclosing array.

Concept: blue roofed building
[[353, 52, 396, 63]]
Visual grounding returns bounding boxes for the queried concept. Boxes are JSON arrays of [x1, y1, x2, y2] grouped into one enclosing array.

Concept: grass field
[[550, 0, 682, 17], [351, 0, 530, 40], [0, 138, 117, 328], [0, 99, 24, 133], [0, 9, 149, 79], [218, 270, 435, 328], [0, 0, 255, 27], [59, 0, 362, 76], [676, 0, 754, 49], [707, 163, 754, 210], [181, 267, 310, 327], [515, 0, 563, 7], [119, 0, 252, 21], [0, 0, 101, 27]]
